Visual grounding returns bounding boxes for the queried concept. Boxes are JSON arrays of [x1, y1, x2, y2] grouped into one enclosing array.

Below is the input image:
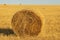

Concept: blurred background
[[0, 0, 60, 5]]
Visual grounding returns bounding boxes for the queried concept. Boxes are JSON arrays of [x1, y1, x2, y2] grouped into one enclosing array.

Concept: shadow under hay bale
[[0, 28, 15, 36], [11, 9, 42, 37]]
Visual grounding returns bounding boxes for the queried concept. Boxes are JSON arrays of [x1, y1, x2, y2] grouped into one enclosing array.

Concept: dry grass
[[0, 5, 60, 40], [11, 9, 42, 37], [0, 35, 59, 40]]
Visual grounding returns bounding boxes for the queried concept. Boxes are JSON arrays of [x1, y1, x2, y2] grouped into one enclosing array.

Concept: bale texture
[[11, 9, 42, 37]]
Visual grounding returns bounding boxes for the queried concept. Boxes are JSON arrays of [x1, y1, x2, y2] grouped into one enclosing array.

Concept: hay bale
[[11, 9, 42, 37]]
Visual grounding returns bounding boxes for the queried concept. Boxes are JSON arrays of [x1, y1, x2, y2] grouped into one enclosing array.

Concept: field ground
[[0, 5, 60, 40]]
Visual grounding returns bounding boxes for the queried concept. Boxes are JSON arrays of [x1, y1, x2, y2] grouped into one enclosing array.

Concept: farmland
[[0, 5, 60, 40]]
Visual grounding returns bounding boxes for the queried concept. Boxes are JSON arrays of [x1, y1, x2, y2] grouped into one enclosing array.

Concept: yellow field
[[0, 5, 60, 40]]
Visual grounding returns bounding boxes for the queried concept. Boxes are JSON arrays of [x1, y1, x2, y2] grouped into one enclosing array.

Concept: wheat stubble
[[11, 10, 42, 37]]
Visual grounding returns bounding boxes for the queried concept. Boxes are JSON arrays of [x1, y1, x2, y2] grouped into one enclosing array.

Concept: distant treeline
[[0, 28, 15, 36]]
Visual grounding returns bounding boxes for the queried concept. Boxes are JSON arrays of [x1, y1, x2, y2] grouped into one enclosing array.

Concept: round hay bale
[[11, 9, 42, 37]]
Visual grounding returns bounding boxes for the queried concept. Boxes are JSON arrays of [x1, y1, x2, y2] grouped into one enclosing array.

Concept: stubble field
[[0, 5, 60, 40]]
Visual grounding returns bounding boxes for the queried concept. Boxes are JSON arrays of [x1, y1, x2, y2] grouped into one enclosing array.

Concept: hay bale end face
[[11, 9, 42, 37]]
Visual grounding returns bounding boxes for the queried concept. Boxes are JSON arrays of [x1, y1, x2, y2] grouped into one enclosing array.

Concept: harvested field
[[0, 5, 60, 40]]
